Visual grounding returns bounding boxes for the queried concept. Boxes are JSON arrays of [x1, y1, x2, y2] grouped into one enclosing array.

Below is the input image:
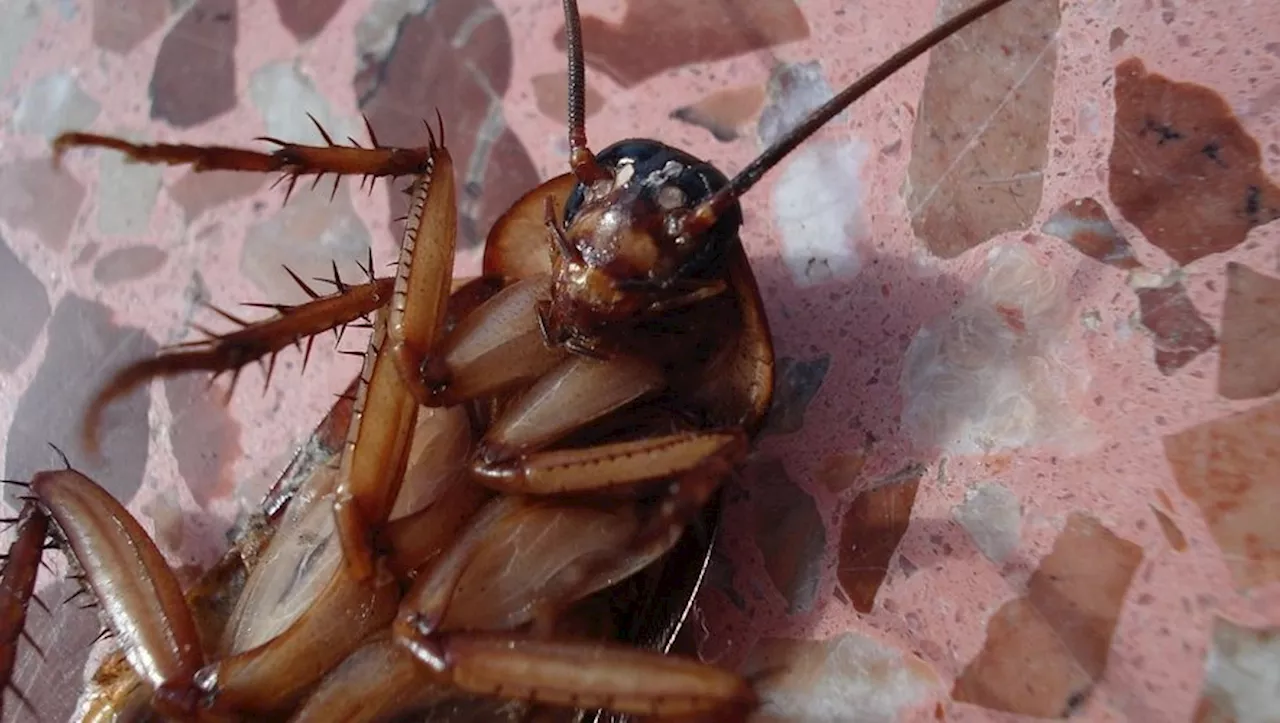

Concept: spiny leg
[[474, 430, 746, 500], [0, 498, 50, 720], [492, 431, 746, 637], [82, 267, 394, 453], [53, 113, 445, 202], [29, 469, 206, 718], [405, 633, 756, 722], [334, 140, 460, 579]]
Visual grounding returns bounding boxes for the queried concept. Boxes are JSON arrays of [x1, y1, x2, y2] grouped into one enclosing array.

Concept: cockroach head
[[544, 0, 1021, 346], [542, 139, 743, 337]]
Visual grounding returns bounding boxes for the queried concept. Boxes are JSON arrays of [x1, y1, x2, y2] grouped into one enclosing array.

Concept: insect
[[2, 0, 1019, 720]]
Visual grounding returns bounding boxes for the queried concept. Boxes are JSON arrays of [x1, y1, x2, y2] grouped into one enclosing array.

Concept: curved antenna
[[562, 0, 610, 184], [682, 0, 1019, 236]]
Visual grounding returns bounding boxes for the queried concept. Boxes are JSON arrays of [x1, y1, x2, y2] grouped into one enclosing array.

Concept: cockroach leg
[[0, 499, 49, 719], [407, 633, 757, 722], [474, 430, 746, 499], [333, 146, 457, 579], [82, 275, 394, 452], [387, 138, 457, 394], [392, 496, 527, 644], [391, 481, 738, 718], [416, 274, 570, 406], [52, 113, 438, 201], [29, 469, 206, 718], [476, 354, 666, 462], [288, 633, 458, 723], [331, 304, 423, 581]]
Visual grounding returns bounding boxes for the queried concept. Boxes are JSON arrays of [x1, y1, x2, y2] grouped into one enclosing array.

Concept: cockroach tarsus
[[2, 0, 1020, 720]]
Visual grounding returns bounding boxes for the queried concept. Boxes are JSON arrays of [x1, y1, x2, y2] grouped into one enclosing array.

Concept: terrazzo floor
[[1, 0, 1279, 720]]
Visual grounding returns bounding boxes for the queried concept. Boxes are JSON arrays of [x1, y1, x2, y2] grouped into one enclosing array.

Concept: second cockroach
[[1, 0, 1021, 720]]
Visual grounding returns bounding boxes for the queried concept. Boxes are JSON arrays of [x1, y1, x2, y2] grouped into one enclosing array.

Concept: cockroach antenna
[[684, 0, 1019, 236], [561, 0, 611, 185], [559, 0, 1019, 238]]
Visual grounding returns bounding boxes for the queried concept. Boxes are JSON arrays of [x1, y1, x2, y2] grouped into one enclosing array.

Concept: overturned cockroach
[[2, 0, 1019, 720]]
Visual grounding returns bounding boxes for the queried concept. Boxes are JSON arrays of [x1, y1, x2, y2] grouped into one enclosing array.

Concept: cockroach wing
[[692, 243, 776, 433], [203, 487, 398, 712], [220, 487, 343, 656], [438, 500, 682, 632]]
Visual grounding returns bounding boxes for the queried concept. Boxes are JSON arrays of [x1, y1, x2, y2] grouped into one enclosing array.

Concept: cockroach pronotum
[[3, 0, 1020, 719]]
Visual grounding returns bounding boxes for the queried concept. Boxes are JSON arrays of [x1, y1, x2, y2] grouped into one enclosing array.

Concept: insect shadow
[[672, 241, 980, 660]]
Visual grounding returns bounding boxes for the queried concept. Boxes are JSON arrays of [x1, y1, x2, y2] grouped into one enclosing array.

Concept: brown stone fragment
[[670, 85, 766, 142], [168, 169, 266, 224], [92, 245, 168, 286], [763, 355, 830, 435], [907, 0, 1059, 258], [275, 0, 344, 42], [837, 471, 923, 612], [553, 0, 809, 88], [1150, 504, 1188, 552], [92, 0, 168, 54], [532, 71, 605, 125], [355, 0, 538, 249], [952, 513, 1142, 717], [747, 458, 826, 615], [1109, 58, 1280, 265], [1164, 398, 1280, 591], [1218, 263, 1280, 400], [149, 0, 237, 128]]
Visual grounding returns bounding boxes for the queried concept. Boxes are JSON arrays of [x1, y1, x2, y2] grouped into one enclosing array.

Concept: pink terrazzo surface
[[1, 0, 1279, 721]]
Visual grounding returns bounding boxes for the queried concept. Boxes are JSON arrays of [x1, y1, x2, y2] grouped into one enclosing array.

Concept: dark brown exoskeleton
[[1, 0, 1020, 720]]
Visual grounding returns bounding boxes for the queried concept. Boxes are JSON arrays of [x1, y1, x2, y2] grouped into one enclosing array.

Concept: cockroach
[[2, 0, 1020, 719]]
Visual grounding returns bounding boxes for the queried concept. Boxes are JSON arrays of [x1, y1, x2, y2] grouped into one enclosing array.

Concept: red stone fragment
[[1042, 197, 1141, 270], [1134, 282, 1216, 375], [1109, 58, 1280, 266]]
